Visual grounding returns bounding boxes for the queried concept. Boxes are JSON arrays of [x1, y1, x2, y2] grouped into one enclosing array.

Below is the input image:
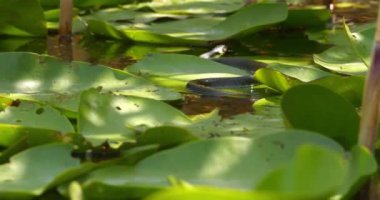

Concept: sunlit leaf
[[148, 0, 246, 14], [0, 143, 80, 199], [268, 63, 332, 82], [0, 101, 74, 133], [257, 144, 347, 198], [78, 89, 191, 144], [87, 3, 288, 44], [81, 131, 344, 199], [0, 52, 180, 113]]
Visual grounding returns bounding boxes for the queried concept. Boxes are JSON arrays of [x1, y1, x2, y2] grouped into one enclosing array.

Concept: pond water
[[0, 5, 376, 117]]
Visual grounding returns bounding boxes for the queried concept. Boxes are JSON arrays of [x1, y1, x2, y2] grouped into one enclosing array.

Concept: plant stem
[[59, 0, 73, 42], [358, 3, 380, 199]]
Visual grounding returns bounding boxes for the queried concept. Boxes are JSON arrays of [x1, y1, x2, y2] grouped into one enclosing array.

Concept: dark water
[[0, 6, 377, 117]]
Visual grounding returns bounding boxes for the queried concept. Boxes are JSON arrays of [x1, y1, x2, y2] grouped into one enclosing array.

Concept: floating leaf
[[0, 101, 74, 133], [281, 84, 359, 148], [87, 3, 288, 44], [268, 63, 332, 82], [81, 131, 343, 199], [0, 143, 80, 199], [136, 126, 199, 149], [78, 89, 191, 144], [128, 53, 250, 90], [311, 76, 364, 106], [253, 68, 301, 93], [0, 52, 180, 113], [256, 144, 347, 199], [147, 0, 246, 14]]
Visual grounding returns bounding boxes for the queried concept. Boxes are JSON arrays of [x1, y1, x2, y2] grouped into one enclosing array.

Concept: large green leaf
[[87, 3, 288, 44], [313, 23, 374, 75], [146, 146, 376, 200], [186, 109, 285, 139], [0, 101, 74, 133], [145, 187, 294, 200], [147, 0, 246, 14], [0, 0, 46, 36], [281, 84, 359, 148], [128, 53, 250, 90], [78, 89, 191, 144], [311, 76, 364, 106], [81, 131, 344, 199], [268, 63, 332, 82], [0, 52, 180, 113], [253, 68, 301, 93], [0, 143, 80, 199], [256, 144, 347, 199]]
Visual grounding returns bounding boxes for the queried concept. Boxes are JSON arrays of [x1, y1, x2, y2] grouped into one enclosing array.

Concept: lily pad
[[136, 126, 199, 149], [81, 131, 344, 199], [147, 0, 246, 14], [128, 53, 251, 90], [0, 52, 180, 112], [268, 63, 332, 82], [0, 101, 74, 133], [186, 109, 285, 138], [87, 3, 288, 44], [0, 0, 46, 37], [281, 84, 359, 148], [311, 76, 364, 106], [313, 23, 374, 75], [78, 89, 191, 144], [0, 143, 80, 199]]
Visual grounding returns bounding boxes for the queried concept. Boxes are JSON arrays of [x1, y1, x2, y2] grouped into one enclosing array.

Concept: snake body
[[186, 57, 267, 97]]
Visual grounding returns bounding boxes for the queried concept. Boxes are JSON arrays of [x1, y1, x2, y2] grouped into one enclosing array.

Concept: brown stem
[[358, 2, 380, 200], [59, 0, 73, 42], [358, 2, 380, 152]]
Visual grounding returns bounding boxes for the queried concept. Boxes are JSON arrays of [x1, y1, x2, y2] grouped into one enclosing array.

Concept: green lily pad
[[81, 131, 344, 199], [0, 143, 80, 199], [344, 22, 374, 67], [313, 23, 374, 75], [253, 68, 301, 93], [256, 144, 347, 199], [268, 63, 332, 82], [147, 0, 246, 14], [311, 76, 364, 106], [0, 52, 180, 112], [87, 3, 288, 44], [146, 145, 376, 200], [282, 8, 331, 28], [0, 101, 74, 133], [0, 0, 46, 36], [128, 53, 250, 90], [145, 186, 294, 200], [87, 7, 187, 24], [281, 84, 359, 148], [78, 89, 191, 144], [136, 126, 199, 149], [313, 46, 368, 76], [186, 109, 285, 138]]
